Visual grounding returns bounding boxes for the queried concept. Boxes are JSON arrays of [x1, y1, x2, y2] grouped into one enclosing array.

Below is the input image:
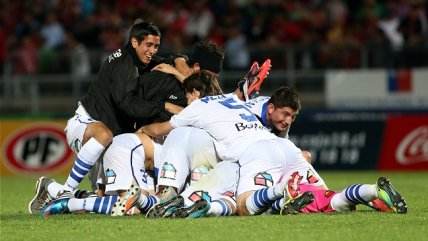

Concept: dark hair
[[188, 40, 224, 74], [183, 70, 223, 97], [268, 86, 301, 111], [129, 20, 161, 44]]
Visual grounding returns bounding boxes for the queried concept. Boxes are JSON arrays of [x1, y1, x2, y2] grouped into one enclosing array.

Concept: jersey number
[[219, 98, 258, 122]]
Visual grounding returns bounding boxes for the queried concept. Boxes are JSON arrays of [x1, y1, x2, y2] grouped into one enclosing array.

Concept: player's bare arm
[[139, 121, 174, 137], [165, 102, 184, 114], [152, 63, 186, 83]]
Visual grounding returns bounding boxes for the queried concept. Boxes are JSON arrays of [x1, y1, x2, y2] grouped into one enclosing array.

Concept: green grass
[[1, 171, 427, 241]]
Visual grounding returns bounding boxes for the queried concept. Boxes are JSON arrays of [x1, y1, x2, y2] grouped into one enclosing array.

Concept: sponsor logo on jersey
[[188, 190, 212, 203], [106, 168, 116, 184], [3, 124, 73, 174], [235, 122, 266, 131], [160, 162, 176, 179], [254, 171, 273, 187]]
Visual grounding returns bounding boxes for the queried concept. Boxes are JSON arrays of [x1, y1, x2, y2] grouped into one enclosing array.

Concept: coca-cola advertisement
[[378, 115, 428, 170]]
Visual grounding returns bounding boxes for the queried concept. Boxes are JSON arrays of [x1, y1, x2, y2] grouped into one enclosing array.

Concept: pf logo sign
[[3, 124, 72, 174]]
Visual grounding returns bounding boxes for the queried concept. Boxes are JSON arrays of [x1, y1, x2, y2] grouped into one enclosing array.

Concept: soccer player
[[270, 176, 407, 215], [241, 86, 312, 163]]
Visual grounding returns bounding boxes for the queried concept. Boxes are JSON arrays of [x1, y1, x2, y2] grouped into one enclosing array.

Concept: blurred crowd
[[1, 0, 428, 76]]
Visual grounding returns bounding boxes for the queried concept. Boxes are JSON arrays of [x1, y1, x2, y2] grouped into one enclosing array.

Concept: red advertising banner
[[379, 115, 428, 170], [1, 120, 75, 176]]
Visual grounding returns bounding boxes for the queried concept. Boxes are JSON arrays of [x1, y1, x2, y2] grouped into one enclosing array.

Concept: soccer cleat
[[171, 199, 210, 219], [39, 198, 71, 216], [376, 177, 407, 214], [28, 176, 55, 214], [239, 59, 271, 101], [159, 186, 178, 202], [367, 198, 393, 212], [111, 184, 141, 217], [280, 191, 314, 215], [146, 195, 184, 219], [283, 172, 303, 201], [247, 58, 271, 97], [238, 61, 259, 99], [56, 190, 75, 199]]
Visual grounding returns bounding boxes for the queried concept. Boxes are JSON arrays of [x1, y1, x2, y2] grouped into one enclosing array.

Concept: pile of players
[[28, 20, 407, 219]]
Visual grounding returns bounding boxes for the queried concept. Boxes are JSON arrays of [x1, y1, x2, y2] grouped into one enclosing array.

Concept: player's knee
[[93, 125, 113, 146]]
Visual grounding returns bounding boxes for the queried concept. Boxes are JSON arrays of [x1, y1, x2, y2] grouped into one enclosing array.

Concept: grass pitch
[[1, 171, 427, 241]]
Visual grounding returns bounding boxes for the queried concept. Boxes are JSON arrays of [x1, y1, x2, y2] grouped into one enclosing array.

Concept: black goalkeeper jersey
[[80, 43, 186, 136]]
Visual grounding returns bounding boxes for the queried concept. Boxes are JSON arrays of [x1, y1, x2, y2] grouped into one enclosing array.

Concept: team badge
[[254, 172, 273, 187], [188, 190, 212, 203], [191, 166, 210, 182], [160, 162, 176, 179], [106, 168, 116, 184], [307, 169, 320, 184]]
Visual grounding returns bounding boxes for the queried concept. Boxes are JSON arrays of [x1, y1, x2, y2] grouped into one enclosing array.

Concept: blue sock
[[68, 196, 118, 214], [268, 198, 284, 214], [245, 187, 282, 215], [139, 195, 159, 212]]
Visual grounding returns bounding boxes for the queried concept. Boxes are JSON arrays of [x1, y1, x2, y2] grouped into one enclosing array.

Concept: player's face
[[267, 104, 298, 132], [132, 35, 160, 64]]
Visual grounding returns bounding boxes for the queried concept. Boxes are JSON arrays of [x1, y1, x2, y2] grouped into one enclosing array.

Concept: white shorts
[[157, 127, 220, 193], [103, 134, 149, 195], [64, 103, 97, 153], [180, 161, 239, 207], [236, 139, 287, 196], [276, 138, 326, 187]]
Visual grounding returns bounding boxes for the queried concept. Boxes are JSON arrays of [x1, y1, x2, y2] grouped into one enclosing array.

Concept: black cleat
[[171, 199, 210, 219], [146, 195, 184, 218], [376, 177, 407, 214], [280, 191, 314, 215]]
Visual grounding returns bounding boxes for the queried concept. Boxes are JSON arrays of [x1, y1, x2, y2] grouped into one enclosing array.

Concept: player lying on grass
[[269, 175, 407, 215]]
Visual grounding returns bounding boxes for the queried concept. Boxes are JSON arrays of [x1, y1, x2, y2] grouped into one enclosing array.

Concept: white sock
[[331, 184, 377, 212], [47, 181, 64, 198], [207, 199, 233, 216]]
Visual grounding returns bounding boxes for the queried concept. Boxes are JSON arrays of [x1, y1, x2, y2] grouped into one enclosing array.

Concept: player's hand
[[152, 63, 186, 83]]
